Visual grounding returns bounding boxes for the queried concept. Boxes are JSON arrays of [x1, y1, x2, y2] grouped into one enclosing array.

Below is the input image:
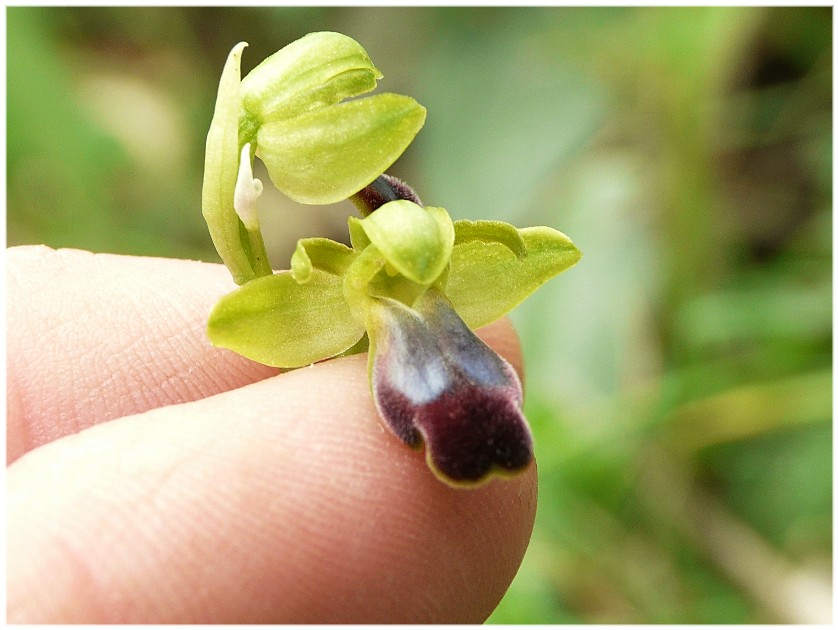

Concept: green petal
[[290, 237, 356, 283], [255, 93, 426, 204], [359, 201, 454, 285], [207, 270, 364, 368], [446, 225, 582, 329], [202, 42, 268, 285], [453, 219, 526, 259], [347, 215, 371, 251], [341, 243, 387, 322], [240, 31, 382, 132]]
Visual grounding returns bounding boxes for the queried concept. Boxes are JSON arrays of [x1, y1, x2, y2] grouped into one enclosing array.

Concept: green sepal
[[367, 269, 432, 310], [336, 333, 370, 358], [291, 237, 356, 283], [341, 242, 429, 326], [454, 219, 526, 259], [358, 201, 455, 285], [446, 225, 582, 329], [342, 244, 387, 322], [347, 215, 371, 251], [239, 31, 382, 136], [202, 42, 269, 285], [208, 269, 364, 368], [255, 93, 426, 205]]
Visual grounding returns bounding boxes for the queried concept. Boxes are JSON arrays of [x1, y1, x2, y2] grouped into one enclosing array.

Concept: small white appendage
[[233, 143, 263, 230]]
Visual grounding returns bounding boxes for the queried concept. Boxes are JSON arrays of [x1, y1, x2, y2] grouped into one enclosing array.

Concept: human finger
[[8, 345, 536, 623]]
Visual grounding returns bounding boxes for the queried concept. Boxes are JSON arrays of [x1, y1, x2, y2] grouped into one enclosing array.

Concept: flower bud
[[203, 33, 426, 284], [239, 31, 382, 134], [238, 31, 426, 205], [255, 93, 425, 205]]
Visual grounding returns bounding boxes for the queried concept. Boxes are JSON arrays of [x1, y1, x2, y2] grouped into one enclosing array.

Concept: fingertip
[[7, 352, 537, 623], [6, 246, 279, 461]]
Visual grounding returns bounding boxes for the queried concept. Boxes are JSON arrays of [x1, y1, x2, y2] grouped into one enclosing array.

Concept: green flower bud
[[239, 31, 382, 135], [239, 31, 425, 205], [203, 34, 427, 285], [253, 92, 425, 205]]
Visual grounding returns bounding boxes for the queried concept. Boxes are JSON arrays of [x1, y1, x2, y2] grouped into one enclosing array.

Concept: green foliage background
[[7, 6, 831, 623]]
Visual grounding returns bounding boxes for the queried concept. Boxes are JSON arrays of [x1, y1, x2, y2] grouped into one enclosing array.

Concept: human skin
[[6, 245, 537, 623]]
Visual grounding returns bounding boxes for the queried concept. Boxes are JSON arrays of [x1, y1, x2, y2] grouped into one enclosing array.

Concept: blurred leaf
[[415, 8, 608, 224], [666, 370, 831, 452], [673, 273, 831, 351], [7, 7, 126, 249], [701, 422, 832, 554]]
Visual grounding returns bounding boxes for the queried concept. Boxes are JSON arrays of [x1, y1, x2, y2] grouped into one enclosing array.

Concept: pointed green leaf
[[290, 237, 356, 283], [446, 226, 582, 329], [208, 270, 364, 368], [359, 201, 454, 285], [255, 93, 426, 204]]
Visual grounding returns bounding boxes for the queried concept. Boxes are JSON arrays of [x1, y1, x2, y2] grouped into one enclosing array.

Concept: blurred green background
[[7, 6, 831, 623]]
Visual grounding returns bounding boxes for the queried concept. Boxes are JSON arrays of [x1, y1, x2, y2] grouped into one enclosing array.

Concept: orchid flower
[[202, 33, 581, 487]]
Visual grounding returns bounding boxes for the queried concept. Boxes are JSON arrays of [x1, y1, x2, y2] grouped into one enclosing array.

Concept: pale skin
[[7, 245, 537, 623]]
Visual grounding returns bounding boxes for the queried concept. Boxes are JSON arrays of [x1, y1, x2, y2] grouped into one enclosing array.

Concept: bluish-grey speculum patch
[[368, 289, 532, 485]]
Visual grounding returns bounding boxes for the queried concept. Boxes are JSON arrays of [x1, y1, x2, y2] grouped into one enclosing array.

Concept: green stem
[[246, 226, 273, 277]]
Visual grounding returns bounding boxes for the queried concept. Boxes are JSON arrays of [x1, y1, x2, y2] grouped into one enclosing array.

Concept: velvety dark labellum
[[369, 289, 533, 485], [353, 173, 423, 216], [377, 375, 532, 482]]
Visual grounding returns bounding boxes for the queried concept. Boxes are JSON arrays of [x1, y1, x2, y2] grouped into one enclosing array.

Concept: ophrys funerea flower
[[202, 33, 581, 487]]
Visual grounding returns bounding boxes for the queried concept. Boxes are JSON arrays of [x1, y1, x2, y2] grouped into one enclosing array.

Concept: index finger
[[6, 245, 278, 462], [6, 245, 524, 463]]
